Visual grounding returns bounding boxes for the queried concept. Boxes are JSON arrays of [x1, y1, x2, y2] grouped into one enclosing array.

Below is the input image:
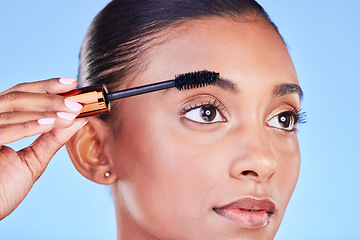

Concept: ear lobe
[[66, 119, 117, 185]]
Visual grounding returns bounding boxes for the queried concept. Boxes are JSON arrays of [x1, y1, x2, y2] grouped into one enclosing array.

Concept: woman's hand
[[0, 78, 87, 220]]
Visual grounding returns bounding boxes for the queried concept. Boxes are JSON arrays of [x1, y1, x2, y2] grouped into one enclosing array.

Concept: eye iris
[[200, 106, 216, 122], [279, 113, 291, 128]]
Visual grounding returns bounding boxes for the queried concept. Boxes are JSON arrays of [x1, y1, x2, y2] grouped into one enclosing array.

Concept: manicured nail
[[57, 112, 77, 121], [59, 78, 77, 85], [38, 118, 56, 125], [65, 99, 83, 112]]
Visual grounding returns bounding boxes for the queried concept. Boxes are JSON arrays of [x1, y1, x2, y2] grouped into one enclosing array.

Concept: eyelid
[[267, 103, 300, 120]]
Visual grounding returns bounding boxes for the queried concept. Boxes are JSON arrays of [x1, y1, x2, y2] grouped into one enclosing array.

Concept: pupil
[[279, 113, 291, 128], [200, 106, 216, 121]]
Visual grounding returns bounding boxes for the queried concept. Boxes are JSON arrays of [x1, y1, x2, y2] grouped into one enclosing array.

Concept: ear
[[65, 118, 117, 185]]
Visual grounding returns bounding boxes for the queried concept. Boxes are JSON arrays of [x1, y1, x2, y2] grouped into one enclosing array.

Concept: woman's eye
[[183, 105, 225, 124], [267, 111, 298, 131]]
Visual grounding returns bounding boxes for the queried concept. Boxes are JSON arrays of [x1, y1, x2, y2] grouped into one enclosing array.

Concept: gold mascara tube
[[60, 85, 110, 117]]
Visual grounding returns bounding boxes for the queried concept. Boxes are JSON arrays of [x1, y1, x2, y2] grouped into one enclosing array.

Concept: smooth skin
[[0, 78, 87, 219], [67, 18, 302, 240]]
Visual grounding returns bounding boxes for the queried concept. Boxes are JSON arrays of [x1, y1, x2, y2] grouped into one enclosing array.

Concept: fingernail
[[38, 118, 56, 125], [57, 112, 77, 121], [59, 78, 77, 85], [65, 99, 83, 112]]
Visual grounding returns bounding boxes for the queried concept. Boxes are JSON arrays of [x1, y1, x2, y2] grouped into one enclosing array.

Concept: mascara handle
[[60, 85, 110, 118]]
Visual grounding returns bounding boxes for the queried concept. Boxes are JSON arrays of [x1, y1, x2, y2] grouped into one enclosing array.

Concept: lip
[[213, 197, 276, 228]]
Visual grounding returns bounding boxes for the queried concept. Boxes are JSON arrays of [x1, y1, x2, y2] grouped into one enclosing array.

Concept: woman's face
[[108, 18, 301, 240]]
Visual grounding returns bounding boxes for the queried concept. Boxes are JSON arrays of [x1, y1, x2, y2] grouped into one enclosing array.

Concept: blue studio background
[[0, 1, 359, 239]]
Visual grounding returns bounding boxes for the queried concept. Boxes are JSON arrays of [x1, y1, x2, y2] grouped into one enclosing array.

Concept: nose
[[229, 127, 276, 183]]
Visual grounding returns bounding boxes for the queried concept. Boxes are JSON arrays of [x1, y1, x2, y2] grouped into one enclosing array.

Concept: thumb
[[18, 118, 88, 182]]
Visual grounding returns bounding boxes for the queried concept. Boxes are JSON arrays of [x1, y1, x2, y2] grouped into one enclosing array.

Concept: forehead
[[138, 18, 298, 89]]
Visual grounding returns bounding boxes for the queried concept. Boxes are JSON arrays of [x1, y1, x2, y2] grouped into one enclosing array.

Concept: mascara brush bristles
[[175, 71, 219, 90]]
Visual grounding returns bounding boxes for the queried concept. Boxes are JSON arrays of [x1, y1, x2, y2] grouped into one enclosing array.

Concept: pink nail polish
[[59, 78, 77, 85], [65, 99, 83, 112], [38, 118, 56, 125], [57, 112, 77, 121]]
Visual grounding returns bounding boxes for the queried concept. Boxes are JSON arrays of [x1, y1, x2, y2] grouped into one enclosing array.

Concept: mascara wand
[[61, 70, 219, 118]]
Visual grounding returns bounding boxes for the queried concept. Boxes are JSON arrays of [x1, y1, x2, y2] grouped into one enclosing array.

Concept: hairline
[[118, 15, 283, 89]]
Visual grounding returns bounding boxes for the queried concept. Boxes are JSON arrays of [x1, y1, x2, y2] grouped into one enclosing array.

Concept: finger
[[0, 111, 57, 125], [53, 112, 79, 129], [0, 111, 82, 145], [0, 78, 77, 95], [0, 120, 55, 146], [0, 145, 35, 220], [17, 119, 87, 181], [0, 91, 83, 113]]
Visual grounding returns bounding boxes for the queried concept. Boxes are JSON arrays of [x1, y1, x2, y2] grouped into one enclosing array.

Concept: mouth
[[213, 197, 276, 228]]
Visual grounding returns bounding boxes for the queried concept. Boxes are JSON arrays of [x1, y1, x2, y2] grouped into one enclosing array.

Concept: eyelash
[[181, 99, 224, 114], [281, 107, 307, 132], [291, 108, 307, 124]]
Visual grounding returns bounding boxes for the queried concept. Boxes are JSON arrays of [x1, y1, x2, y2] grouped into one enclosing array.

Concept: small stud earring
[[104, 171, 111, 178]]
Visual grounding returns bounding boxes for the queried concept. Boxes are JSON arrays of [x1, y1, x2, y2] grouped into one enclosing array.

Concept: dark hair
[[78, 0, 281, 121]]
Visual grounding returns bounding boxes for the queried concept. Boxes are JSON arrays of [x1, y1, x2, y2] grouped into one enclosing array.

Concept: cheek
[[271, 133, 300, 211], [110, 97, 222, 237]]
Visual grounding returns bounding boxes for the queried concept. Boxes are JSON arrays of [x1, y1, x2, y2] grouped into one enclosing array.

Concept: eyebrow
[[212, 79, 303, 101], [212, 77, 239, 94], [274, 83, 303, 100], [167, 74, 302, 100]]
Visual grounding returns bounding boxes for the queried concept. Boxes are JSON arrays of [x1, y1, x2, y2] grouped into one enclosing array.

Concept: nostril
[[241, 170, 258, 177]]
